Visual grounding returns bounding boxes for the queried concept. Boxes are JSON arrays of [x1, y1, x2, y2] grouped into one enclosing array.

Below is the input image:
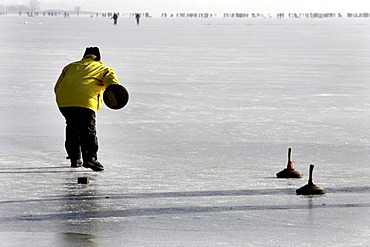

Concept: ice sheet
[[0, 16, 369, 246]]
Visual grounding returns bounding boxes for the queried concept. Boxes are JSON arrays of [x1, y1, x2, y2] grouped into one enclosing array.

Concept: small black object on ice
[[296, 164, 325, 195], [78, 176, 90, 184], [276, 148, 302, 178]]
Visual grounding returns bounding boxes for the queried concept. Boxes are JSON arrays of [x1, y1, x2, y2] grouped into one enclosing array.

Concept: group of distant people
[[111, 12, 141, 25]]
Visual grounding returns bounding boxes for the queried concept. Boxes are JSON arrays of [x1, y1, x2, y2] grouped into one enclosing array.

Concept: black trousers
[[59, 107, 98, 162]]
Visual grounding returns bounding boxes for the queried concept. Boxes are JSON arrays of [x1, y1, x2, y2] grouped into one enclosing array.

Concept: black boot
[[67, 156, 82, 168], [83, 157, 104, 171], [71, 159, 83, 168]]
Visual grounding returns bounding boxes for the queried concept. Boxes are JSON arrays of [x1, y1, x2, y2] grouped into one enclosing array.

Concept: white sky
[[1, 0, 369, 14]]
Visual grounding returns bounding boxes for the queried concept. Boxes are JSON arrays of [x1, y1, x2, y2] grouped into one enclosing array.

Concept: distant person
[[135, 13, 140, 25], [54, 47, 121, 171], [112, 13, 118, 25]]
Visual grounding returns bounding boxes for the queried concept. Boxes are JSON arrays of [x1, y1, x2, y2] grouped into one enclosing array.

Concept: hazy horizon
[[1, 0, 369, 14]]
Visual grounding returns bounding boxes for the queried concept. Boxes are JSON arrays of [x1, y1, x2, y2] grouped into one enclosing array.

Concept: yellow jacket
[[54, 55, 120, 112]]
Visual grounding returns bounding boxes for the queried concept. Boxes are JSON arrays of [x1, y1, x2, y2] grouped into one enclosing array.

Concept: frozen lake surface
[[0, 16, 369, 246]]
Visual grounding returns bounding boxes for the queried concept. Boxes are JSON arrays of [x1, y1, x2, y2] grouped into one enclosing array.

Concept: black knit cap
[[83, 47, 101, 61]]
